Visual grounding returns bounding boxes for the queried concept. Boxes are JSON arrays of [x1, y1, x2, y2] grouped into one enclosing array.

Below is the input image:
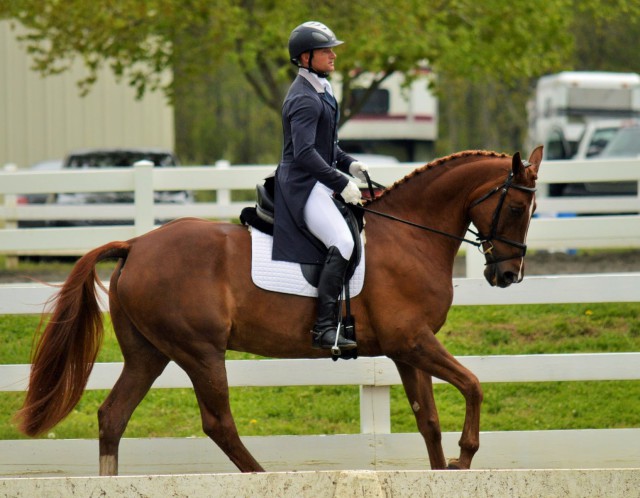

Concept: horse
[[15, 147, 542, 475]]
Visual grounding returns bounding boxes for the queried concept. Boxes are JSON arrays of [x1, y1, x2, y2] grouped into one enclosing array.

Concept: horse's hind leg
[[183, 351, 264, 472], [393, 360, 447, 469], [98, 291, 170, 476]]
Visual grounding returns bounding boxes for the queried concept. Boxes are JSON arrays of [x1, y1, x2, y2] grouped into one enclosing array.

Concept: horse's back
[[132, 217, 248, 262], [113, 218, 251, 328]]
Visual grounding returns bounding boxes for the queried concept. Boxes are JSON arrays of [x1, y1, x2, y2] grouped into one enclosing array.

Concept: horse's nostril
[[503, 272, 519, 285]]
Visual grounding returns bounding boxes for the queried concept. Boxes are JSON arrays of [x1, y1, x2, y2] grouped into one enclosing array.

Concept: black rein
[[357, 167, 537, 264]]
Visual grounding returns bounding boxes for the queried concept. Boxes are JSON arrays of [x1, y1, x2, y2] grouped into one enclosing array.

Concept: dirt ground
[[453, 248, 640, 278], [1, 249, 639, 284]]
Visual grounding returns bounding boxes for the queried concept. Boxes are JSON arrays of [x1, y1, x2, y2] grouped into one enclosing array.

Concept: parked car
[[582, 124, 640, 196], [572, 119, 635, 161], [16, 159, 63, 228], [549, 119, 635, 196], [51, 148, 193, 226]]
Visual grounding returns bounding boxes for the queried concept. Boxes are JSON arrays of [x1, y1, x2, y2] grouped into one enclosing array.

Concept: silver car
[[585, 125, 640, 195]]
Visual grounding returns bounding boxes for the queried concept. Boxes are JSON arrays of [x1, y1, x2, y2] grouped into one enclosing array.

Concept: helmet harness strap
[[305, 50, 328, 78]]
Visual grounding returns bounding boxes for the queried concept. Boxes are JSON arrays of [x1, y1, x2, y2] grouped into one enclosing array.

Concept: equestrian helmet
[[288, 21, 344, 65]]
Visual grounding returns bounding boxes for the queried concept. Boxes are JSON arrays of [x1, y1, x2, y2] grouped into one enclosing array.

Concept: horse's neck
[[373, 163, 478, 235], [366, 161, 495, 273]]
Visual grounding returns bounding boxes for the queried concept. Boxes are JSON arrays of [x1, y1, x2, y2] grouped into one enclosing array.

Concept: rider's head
[[288, 21, 343, 78]]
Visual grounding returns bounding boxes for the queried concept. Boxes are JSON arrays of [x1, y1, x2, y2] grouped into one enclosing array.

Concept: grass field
[[1, 301, 638, 440]]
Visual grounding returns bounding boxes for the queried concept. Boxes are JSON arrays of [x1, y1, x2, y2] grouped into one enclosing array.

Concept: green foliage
[[3, 1, 640, 161], [4, 0, 584, 102], [1, 302, 638, 439], [572, 3, 640, 73]]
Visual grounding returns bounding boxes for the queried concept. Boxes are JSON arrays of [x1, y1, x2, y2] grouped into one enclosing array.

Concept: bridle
[[467, 166, 537, 264], [357, 164, 536, 265]]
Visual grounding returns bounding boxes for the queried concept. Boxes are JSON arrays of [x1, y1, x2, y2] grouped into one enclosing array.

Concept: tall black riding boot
[[311, 246, 357, 351]]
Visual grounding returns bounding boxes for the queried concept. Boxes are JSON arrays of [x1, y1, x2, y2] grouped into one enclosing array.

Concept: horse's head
[[469, 146, 542, 288]]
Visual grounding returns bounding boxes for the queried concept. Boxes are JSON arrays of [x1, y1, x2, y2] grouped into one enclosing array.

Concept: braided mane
[[371, 150, 509, 202]]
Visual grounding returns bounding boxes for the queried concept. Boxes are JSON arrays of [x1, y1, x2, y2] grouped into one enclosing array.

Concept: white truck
[[526, 71, 640, 162]]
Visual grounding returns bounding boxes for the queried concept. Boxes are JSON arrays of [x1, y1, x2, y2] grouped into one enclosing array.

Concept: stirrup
[[310, 327, 357, 352], [330, 323, 343, 356]]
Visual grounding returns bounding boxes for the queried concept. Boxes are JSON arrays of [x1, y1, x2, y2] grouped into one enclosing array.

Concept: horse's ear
[[511, 151, 523, 177], [527, 145, 543, 175]]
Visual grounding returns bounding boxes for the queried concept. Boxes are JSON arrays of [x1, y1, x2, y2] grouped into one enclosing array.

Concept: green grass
[[1, 302, 638, 440]]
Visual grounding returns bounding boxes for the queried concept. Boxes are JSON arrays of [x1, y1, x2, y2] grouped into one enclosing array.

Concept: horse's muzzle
[[484, 262, 523, 288]]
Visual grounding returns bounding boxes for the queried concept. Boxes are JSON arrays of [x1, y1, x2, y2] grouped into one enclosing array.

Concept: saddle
[[240, 174, 364, 286]]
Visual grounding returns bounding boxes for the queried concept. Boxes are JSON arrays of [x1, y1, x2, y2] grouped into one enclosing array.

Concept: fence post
[[3, 164, 18, 269], [359, 385, 391, 434], [215, 159, 231, 220], [133, 160, 155, 235]]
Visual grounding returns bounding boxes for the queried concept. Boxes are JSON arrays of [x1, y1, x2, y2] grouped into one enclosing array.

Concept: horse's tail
[[15, 241, 131, 437]]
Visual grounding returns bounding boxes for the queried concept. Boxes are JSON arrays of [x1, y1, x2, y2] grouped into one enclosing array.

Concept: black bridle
[[467, 168, 537, 264], [358, 166, 536, 265]]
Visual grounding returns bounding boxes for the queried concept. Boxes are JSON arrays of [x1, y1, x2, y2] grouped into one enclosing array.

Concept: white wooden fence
[[1, 158, 639, 261], [1, 275, 639, 476], [0, 158, 639, 476]]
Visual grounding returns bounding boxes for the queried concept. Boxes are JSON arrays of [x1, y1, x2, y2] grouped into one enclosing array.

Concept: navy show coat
[[273, 75, 356, 264]]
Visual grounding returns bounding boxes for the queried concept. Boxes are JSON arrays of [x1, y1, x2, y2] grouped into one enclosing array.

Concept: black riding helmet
[[288, 21, 344, 77]]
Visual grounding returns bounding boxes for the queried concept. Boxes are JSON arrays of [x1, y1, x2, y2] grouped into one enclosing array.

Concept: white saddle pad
[[250, 228, 365, 298]]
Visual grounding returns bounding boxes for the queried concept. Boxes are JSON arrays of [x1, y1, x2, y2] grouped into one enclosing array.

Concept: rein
[[357, 168, 536, 263]]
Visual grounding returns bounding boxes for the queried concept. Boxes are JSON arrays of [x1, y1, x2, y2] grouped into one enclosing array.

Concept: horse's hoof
[[446, 458, 462, 470]]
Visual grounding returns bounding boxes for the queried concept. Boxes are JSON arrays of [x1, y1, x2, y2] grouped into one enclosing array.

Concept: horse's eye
[[509, 204, 526, 216]]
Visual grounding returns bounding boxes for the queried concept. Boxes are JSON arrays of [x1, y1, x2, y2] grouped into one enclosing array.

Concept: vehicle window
[[546, 129, 569, 160], [600, 127, 640, 157], [66, 152, 176, 168], [350, 89, 390, 115], [586, 127, 621, 157]]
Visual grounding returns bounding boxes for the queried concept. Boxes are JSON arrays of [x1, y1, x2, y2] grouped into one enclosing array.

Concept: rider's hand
[[340, 181, 362, 205], [349, 161, 369, 183]]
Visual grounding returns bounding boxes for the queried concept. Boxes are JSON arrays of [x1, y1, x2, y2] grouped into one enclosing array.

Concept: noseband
[[467, 166, 537, 264]]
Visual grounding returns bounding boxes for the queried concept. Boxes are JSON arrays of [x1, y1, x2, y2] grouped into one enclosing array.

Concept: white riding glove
[[340, 181, 362, 205], [348, 161, 369, 183]]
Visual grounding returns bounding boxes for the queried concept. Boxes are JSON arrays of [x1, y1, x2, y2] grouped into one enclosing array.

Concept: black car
[[51, 148, 193, 226]]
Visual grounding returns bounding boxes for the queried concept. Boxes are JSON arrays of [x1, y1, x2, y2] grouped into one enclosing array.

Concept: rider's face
[[302, 48, 336, 74]]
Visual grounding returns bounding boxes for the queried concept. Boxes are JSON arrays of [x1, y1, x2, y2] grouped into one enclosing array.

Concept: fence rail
[[1, 159, 639, 258]]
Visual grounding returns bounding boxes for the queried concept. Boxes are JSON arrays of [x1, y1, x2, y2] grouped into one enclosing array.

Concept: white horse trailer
[[526, 71, 640, 161], [334, 70, 438, 163]]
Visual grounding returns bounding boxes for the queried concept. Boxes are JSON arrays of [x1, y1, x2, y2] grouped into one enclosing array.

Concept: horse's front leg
[[392, 332, 483, 469], [393, 360, 446, 469]]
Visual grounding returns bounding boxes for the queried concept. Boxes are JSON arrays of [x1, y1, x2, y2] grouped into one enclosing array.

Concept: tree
[[572, 2, 640, 73], [2, 0, 638, 162], [2, 0, 578, 109]]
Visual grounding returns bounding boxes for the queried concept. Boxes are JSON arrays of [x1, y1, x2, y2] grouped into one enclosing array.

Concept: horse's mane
[[370, 150, 509, 203]]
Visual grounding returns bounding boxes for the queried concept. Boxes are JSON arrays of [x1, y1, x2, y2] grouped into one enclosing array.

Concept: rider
[[272, 21, 369, 351]]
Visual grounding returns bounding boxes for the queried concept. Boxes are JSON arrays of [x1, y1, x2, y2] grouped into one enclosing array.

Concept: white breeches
[[303, 182, 354, 260]]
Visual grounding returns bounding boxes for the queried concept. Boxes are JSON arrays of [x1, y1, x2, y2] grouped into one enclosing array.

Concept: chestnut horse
[[16, 147, 542, 474]]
